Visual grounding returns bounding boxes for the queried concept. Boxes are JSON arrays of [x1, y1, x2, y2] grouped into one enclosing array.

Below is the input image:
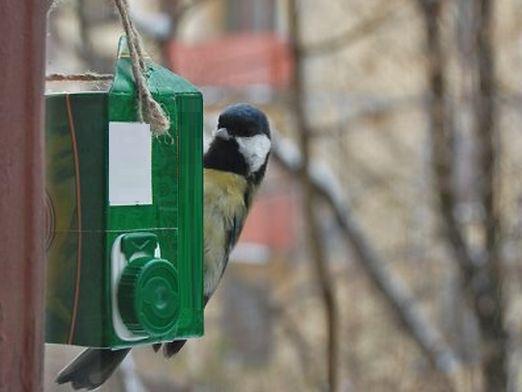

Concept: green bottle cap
[[118, 257, 179, 337]]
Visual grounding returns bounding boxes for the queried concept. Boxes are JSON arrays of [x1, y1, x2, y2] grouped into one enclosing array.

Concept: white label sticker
[[108, 122, 152, 206]]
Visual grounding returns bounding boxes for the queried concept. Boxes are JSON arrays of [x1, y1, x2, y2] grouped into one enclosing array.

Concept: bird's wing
[[225, 209, 246, 257], [222, 183, 253, 274]]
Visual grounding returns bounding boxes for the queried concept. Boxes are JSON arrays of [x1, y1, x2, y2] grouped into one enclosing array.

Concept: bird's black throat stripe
[[204, 137, 270, 186], [204, 137, 248, 177]]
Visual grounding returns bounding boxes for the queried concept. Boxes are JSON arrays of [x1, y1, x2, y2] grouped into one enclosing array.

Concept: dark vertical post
[[0, 1, 47, 391]]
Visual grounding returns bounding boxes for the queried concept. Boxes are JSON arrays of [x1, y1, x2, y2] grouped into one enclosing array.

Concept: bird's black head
[[217, 103, 271, 139], [204, 104, 271, 185]]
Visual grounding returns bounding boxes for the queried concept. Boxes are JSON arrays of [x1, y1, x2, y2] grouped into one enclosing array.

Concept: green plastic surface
[[44, 37, 204, 348], [118, 256, 179, 336], [121, 232, 158, 260]]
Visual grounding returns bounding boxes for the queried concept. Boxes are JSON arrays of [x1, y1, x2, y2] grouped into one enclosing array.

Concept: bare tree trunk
[[76, 1, 100, 70], [70, 1, 114, 72], [472, 1, 507, 390], [288, 1, 339, 391], [417, 0, 508, 389], [418, 0, 476, 281], [417, 1, 480, 373]]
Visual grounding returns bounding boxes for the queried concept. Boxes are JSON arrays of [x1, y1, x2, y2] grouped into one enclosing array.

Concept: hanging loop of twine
[[112, 0, 170, 136], [46, 0, 171, 136]]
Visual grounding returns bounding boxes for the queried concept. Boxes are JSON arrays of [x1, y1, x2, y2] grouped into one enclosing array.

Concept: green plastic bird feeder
[[44, 38, 204, 349]]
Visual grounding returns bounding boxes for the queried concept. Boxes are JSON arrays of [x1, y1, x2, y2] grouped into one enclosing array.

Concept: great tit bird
[[56, 103, 272, 390]]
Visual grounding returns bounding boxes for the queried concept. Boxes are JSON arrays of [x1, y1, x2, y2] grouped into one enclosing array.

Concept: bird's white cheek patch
[[235, 134, 271, 173]]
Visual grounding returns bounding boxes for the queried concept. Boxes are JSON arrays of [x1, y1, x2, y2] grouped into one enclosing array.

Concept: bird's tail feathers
[[55, 347, 130, 390], [162, 339, 187, 358]]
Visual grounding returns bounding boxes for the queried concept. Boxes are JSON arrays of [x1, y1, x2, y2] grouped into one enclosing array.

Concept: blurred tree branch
[[272, 136, 462, 386], [288, 1, 340, 391]]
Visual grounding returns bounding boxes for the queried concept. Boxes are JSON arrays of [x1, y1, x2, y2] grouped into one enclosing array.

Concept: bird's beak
[[214, 128, 231, 140]]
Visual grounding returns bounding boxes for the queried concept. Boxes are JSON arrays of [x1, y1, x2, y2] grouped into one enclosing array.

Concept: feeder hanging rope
[[47, 0, 171, 136], [113, 0, 170, 136]]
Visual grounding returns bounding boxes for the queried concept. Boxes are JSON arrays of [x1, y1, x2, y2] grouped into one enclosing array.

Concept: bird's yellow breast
[[204, 169, 248, 219], [203, 169, 248, 296]]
